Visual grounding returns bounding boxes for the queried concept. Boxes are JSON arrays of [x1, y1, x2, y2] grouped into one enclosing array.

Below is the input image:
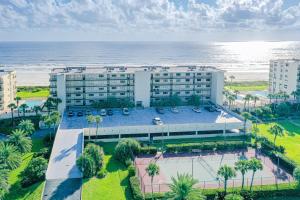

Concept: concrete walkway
[[43, 113, 84, 200]]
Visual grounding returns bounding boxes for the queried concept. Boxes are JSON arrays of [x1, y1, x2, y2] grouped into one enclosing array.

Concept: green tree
[[44, 111, 61, 141], [146, 162, 160, 199], [224, 193, 244, 200], [0, 169, 9, 199], [229, 75, 235, 87], [293, 167, 300, 186], [21, 157, 48, 187], [8, 103, 17, 126], [0, 142, 21, 170], [86, 115, 95, 140], [114, 138, 141, 163], [234, 160, 249, 189], [19, 103, 28, 117], [84, 143, 104, 171], [241, 112, 251, 135], [44, 98, 54, 115], [268, 124, 285, 146], [252, 96, 259, 109], [94, 115, 102, 139], [18, 119, 35, 136], [169, 95, 182, 107], [189, 95, 201, 107], [166, 173, 205, 200], [33, 105, 42, 116], [8, 129, 32, 153], [217, 165, 236, 194], [15, 96, 22, 117], [248, 158, 263, 191], [76, 153, 96, 178]]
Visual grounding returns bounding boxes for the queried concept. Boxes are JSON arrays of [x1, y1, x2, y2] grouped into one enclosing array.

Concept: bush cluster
[[21, 157, 48, 187], [257, 136, 285, 153], [129, 176, 144, 200], [139, 146, 157, 155], [165, 141, 248, 153], [114, 138, 141, 164]]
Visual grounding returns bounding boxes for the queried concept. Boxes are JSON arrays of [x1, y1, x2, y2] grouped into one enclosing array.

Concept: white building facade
[[50, 66, 224, 112], [0, 70, 16, 111], [269, 59, 300, 96]]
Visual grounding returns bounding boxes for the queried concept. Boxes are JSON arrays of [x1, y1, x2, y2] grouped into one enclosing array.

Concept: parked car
[[85, 110, 92, 115], [67, 111, 74, 117], [77, 111, 83, 116], [192, 107, 202, 113], [215, 106, 222, 112], [122, 108, 129, 115], [155, 107, 165, 114], [107, 109, 113, 116], [170, 107, 179, 113], [100, 109, 107, 116], [152, 117, 163, 125], [204, 106, 215, 112]]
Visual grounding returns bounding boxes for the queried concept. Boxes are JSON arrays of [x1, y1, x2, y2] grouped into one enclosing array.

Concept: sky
[[0, 0, 300, 41]]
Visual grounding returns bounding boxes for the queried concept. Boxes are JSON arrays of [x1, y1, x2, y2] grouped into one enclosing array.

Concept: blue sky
[[0, 0, 300, 41]]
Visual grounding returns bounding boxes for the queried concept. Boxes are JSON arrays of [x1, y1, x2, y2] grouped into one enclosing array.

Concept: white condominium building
[[269, 59, 300, 96], [0, 70, 16, 111], [50, 66, 224, 112]]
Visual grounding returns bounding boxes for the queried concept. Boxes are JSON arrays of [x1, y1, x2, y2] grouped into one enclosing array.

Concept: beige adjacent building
[[50, 66, 224, 112], [0, 70, 16, 111]]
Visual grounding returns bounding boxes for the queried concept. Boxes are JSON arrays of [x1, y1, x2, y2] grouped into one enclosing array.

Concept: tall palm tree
[[8, 103, 17, 126], [252, 96, 259, 109], [43, 115, 53, 140], [166, 173, 205, 200], [49, 111, 61, 140], [229, 75, 235, 88], [228, 94, 235, 109], [146, 162, 160, 199], [234, 160, 250, 189], [52, 97, 62, 110], [0, 142, 21, 170], [19, 103, 28, 117], [268, 124, 284, 146], [18, 119, 35, 136], [248, 158, 263, 191], [8, 129, 32, 153], [291, 91, 297, 101], [33, 105, 42, 116], [14, 96, 21, 117], [86, 115, 95, 141], [0, 169, 9, 199], [94, 115, 103, 139], [217, 165, 236, 194], [241, 112, 251, 135]]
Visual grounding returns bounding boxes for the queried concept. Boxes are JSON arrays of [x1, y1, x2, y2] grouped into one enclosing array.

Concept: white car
[[192, 107, 202, 113], [170, 107, 179, 113], [152, 117, 163, 125], [100, 109, 107, 116], [122, 108, 130, 115]]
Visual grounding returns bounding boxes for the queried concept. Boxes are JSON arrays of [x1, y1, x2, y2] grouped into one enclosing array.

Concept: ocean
[[0, 41, 299, 86]]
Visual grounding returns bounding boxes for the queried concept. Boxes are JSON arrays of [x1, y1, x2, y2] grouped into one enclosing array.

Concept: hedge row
[[130, 176, 144, 200], [257, 136, 285, 153], [165, 141, 248, 153], [139, 146, 157, 155]]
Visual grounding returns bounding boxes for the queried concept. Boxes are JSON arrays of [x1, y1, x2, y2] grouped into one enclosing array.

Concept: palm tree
[[166, 173, 205, 200], [228, 94, 235, 109], [0, 169, 9, 199], [248, 158, 263, 191], [252, 96, 259, 109], [18, 119, 35, 136], [52, 97, 62, 110], [229, 75, 235, 87], [234, 160, 250, 189], [0, 142, 21, 170], [268, 124, 284, 146], [15, 96, 21, 117], [146, 162, 160, 199], [217, 165, 236, 194], [8, 103, 17, 126], [241, 112, 251, 135], [33, 105, 42, 116], [267, 94, 273, 104], [94, 115, 103, 139], [43, 115, 53, 140], [19, 103, 28, 117], [44, 97, 55, 115], [291, 91, 297, 101], [86, 115, 95, 141], [49, 111, 61, 140], [8, 129, 32, 153]]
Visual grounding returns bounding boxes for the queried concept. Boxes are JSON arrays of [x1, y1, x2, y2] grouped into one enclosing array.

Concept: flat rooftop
[[60, 106, 242, 130]]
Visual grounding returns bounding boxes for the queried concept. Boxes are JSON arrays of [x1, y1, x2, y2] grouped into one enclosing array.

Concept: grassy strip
[[225, 81, 268, 91], [82, 142, 132, 200], [17, 86, 49, 99], [4, 139, 45, 200]]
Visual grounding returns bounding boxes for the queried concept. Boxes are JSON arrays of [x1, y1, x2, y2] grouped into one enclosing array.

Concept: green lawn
[[225, 81, 268, 91], [257, 120, 300, 165], [82, 143, 132, 200], [17, 86, 49, 99], [4, 139, 45, 200]]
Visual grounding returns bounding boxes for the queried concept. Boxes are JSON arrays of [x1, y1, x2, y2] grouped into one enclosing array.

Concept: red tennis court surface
[[135, 149, 293, 193]]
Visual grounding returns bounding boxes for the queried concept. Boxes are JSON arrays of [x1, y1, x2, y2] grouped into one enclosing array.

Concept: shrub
[[76, 153, 97, 178], [114, 138, 141, 164], [128, 165, 136, 177], [140, 146, 157, 155], [293, 167, 300, 185], [33, 147, 51, 159], [43, 133, 54, 147], [125, 158, 133, 167], [144, 193, 164, 200], [84, 143, 104, 170], [224, 194, 244, 200], [21, 157, 47, 187], [130, 176, 144, 200], [97, 168, 107, 179]]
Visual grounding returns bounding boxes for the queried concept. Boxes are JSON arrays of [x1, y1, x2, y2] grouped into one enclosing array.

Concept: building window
[[197, 79, 201, 81], [164, 79, 168, 82], [99, 87, 104, 90], [99, 94, 104, 96], [99, 74, 104, 78], [186, 73, 190, 76], [120, 74, 125, 77], [185, 85, 190, 88], [206, 73, 211, 75], [185, 91, 190, 94], [155, 91, 159, 94], [75, 87, 81, 90], [76, 94, 81, 96], [120, 92, 125, 95], [76, 100, 81, 103], [155, 79, 160, 82], [197, 73, 201, 76], [176, 73, 181, 76], [176, 79, 180, 82], [112, 74, 117, 77], [185, 79, 190, 82], [163, 91, 168, 94], [120, 80, 125, 83], [206, 84, 210, 87], [89, 94, 94, 96], [67, 94, 71, 97], [66, 100, 71, 103], [154, 86, 159, 89], [112, 86, 117, 89], [163, 73, 168, 76]]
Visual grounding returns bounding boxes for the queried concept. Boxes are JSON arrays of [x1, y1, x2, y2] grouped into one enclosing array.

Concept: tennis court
[[135, 149, 293, 193]]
